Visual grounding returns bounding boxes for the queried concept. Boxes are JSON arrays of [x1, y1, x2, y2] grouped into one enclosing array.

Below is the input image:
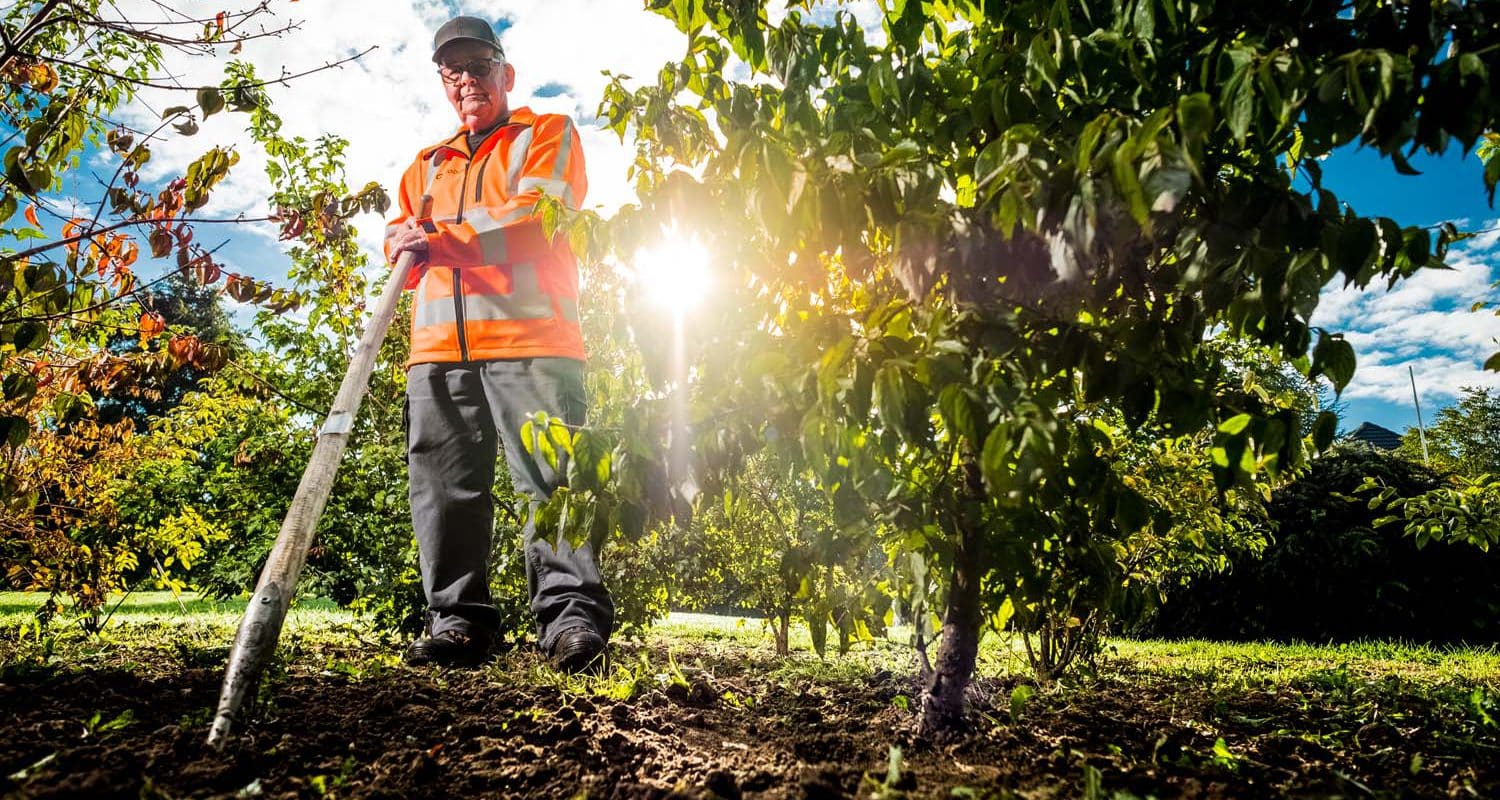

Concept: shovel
[[206, 195, 432, 750]]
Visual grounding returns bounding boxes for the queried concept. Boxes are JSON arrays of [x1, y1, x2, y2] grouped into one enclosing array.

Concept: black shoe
[[548, 627, 606, 674], [405, 629, 493, 668]]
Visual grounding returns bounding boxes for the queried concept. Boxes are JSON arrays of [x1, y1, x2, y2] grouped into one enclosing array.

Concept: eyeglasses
[[438, 57, 504, 85]]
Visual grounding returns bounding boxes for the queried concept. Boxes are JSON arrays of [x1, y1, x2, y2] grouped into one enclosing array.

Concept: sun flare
[[632, 236, 712, 312]]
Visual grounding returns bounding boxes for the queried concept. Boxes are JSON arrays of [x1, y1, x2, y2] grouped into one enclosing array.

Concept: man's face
[[437, 40, 515, 133]]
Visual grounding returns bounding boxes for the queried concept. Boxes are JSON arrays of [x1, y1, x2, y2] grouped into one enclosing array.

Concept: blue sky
[[1311, 145, 1499, 435], [9, 0, 1498, 438]]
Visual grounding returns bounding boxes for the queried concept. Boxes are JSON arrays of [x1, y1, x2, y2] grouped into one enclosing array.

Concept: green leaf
[[1484, 352, 1500, 372], [1009, 683, 1035, 722], [1221, 48, 1257, 144], [0, 414, 29, 448], [980, 423, 1012, 492], [974, 139, 1006, 189], [22, 163, 51, 194], [938, 384, 979, 443], [1311, 332, 1357, 393], [1026, 33, 1059, 90], [519, 419, 536, 454], [1113, 141, 1149, 225], [197, 87, 225, 118], [870, 60, 898, 109], [874, 364, 909, 437], [1312, 410, 1338, 450], [1334, 219, 1377, 280], [1389, 148, 1421, 176]]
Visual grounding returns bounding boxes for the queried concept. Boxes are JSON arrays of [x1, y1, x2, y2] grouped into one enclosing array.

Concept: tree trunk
[[918, 451, 985, 737], [774, 608, 790, 656]]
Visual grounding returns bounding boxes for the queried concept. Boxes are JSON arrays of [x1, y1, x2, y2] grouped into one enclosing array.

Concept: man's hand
[[387, 218, 431, 264], [387, 218, 432, 289]]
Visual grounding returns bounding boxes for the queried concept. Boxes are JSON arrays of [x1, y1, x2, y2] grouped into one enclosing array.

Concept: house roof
[[1346, 421, 1403, 451]]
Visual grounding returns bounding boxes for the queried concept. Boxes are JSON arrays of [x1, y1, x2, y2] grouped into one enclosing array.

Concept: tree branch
[[0, 0, 68, 73], [26, 45, 377, 91], [88, 107, 189, 230], [219, 357, 325, 416], [3, 213, 275, 264]]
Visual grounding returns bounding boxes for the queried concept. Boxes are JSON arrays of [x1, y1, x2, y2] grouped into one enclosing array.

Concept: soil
[[1, 639, 1495, 799]]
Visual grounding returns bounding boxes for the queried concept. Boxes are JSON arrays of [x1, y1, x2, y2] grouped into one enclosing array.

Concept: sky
[[21, 0, 1500, 436]]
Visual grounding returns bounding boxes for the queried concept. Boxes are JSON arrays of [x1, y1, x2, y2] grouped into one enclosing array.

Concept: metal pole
[[206, 196, 431, 750], [1410, 365, 1430, 464]]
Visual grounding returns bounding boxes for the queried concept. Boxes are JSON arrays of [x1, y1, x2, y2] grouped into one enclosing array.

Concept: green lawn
[[5, 590, 1497, 686]]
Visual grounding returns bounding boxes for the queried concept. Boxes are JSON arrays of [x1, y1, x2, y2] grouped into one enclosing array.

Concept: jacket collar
[[421, 106, 537, 161]]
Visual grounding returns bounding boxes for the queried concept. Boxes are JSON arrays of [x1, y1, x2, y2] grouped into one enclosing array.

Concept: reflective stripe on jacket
[[386, 107, 587, 366]]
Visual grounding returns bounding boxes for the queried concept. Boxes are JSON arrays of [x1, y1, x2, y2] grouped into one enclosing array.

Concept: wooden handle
[[207, 194, 433, 750]]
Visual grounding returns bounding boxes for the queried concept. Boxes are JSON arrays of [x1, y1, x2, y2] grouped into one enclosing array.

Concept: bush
[[1144, 444, 1500, 643]]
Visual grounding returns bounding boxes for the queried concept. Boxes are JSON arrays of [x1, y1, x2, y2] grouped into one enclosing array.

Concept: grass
[[0, 590, 352, 631], [3, 590, 1498, 690]]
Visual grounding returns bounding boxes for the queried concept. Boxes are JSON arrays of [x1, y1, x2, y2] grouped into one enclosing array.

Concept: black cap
[[432, 15, 505, 63]]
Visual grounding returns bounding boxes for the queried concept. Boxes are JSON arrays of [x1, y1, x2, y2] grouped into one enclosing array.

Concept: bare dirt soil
[[2, 638, 1496, 799]]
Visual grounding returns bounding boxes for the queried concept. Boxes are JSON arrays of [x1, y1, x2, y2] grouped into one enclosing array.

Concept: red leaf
[[111, 265, 135, 293], [24, 204, 39, 228], [61, 217, 85, 252], [168, 335, 201, 367], [149, 228, 172, 258], [215, 11, 226, 32], [139, 311, 166, 341]]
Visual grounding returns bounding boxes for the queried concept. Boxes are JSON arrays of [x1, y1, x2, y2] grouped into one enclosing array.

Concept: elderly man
[[384, 15, 612, 671]]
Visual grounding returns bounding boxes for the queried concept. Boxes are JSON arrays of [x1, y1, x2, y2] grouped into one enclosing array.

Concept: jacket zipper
[[472, 151, 491, 203], [452, 154, 473, 362]]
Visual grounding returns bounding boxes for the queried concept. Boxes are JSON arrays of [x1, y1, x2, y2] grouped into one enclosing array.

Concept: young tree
[[674, 452, 890, 656], [543, 0, 1500, 736]]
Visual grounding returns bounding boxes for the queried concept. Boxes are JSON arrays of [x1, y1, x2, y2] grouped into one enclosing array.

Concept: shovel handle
[[207, 194, 432, 750]]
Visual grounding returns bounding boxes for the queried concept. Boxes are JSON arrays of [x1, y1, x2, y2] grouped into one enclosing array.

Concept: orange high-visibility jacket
[[386, 107, 588, 366]]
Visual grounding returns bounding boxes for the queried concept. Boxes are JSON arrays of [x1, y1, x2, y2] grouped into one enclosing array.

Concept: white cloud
[[99, 1, 688, 280], [1313, 219, 1500, 404]]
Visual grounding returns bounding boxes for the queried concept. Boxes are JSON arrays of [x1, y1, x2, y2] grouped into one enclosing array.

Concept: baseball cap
[[432, 15, 506, 63]]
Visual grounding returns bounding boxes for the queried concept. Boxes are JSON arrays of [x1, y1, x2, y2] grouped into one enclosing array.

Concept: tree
[[0, 0, 378, 502], [673, 452, 891, 656], [539, 0, 1500, 736], [93, 271, 239, 429], [0, 368, 223, 630], [1399, 386, 1500, 479]]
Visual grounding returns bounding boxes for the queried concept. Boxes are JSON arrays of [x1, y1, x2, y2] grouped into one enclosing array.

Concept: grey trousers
[[406, 358, 614, 653]]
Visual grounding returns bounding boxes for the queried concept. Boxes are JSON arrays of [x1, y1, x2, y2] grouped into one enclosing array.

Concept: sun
[[632, 235, 712, 312]]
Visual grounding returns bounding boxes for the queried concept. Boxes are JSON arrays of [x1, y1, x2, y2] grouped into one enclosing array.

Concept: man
[[384, 15, 612, 672]]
